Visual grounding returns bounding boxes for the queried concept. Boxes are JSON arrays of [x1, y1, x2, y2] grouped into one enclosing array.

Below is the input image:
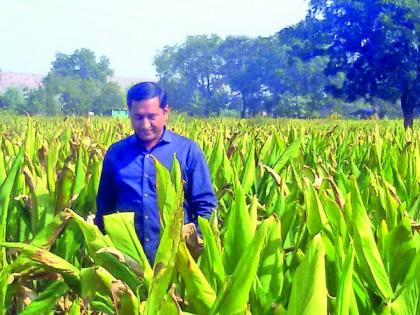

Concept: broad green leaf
[[259, 214, 282, 292], [170, 154, 182, 196], [54, 164, 74, 213], [198, 216, 225, 292], [19, 280, 68, 315], [67, 210, 142, 291], [322, 193, 347, 238], [287, 234, 327, 315], [0, 139, 5, 185], [144, 158, 184, 315], [30, 211, 72, 249], [53, 220, 83, 263], [153, 156, 177, 227], [156, 285, 181, 315], [209, 216, 272, 315], [0, 140, 24, 267], [85, 152, 102, 214], [25, 117, 35, 162], [241, 140, 255, 194], [389, 248, 420, 315], [219, 146, 234, 186], [249, 195, 258, 238], [223, 177, 253, 275], [68, 298, 81, 315], [0, 241, 80, 290], [390, 277, 420, 315], [273, 140, 300, 173], [176, 241, 216, 314], [94, 249, 144, 293], [71, 145, 86, 197], [111, 280, 140, 315], [80, 266, 114, 304], [349, 176, 393, 300], [46, 139, 60, 194], [303, 177, 329, 236], [66, 209, 114, 254], [336, 241, 355, 315], [208, 132, 224, 180], [0, 267, 9, 315], [383, 216, 417, 290], [104, 212, 153, 285]]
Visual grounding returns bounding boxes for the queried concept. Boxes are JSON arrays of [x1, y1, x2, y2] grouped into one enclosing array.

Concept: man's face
[[129, 96, 169, 150]]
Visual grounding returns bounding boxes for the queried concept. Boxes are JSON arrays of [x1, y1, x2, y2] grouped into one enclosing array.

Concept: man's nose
[[141, 118, 151, 129]]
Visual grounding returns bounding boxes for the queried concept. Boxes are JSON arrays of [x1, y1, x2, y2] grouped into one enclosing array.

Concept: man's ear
[[164, 104, 170, 114]]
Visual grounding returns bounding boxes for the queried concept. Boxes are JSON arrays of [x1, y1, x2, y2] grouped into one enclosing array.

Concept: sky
[[0, 0, 308, 79]]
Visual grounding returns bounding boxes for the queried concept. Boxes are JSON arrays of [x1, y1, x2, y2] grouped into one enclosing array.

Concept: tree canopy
[[151, 0, 418, 123], [155, 35, 226, 115], [306, 0, 420, 127], [1, 48, 125, 116], [154, 33, 338, 118], [1, 1, 418, 122]]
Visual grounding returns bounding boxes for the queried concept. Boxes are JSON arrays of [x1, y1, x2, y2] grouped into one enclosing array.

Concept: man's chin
[[136, 131, 151, 137], [137, 133, 154, 142]]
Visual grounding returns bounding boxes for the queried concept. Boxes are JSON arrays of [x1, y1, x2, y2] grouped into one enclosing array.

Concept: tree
[[0, 87, 25, 112], [154, 32, 336, 118], [307, 0, 420, 127], [58, 77, 101, 115], [41, 48, 123, 115], [218, 32, 337, 118], [253, 27, 335, 117], [218, 36, 273, 117], [92, 81, 125, 114], [25, 88, 47, 115], [154, 35, 226, 115], [51, 48, 113, 81]]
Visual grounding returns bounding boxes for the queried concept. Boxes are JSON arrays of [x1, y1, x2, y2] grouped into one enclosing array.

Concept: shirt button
[[144, 215, 148, 220], [144, 193, 148, 198], [145, 238, 149, 242], [145, 154, 150, 158], [144, 174, 148, 178]]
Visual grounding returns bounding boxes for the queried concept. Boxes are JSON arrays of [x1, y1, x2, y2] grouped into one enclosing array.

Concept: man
[[95, 82, 217, 263]]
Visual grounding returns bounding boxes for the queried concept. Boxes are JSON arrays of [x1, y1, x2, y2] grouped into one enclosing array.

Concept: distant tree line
[[0, 48, 125, 116], [154, 34, 334, 118], [0, 0, 418, 126], [154, 0, 419, 126]]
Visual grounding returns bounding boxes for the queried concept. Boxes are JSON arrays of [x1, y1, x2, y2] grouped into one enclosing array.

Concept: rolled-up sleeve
[[95, 151, 116, 233]]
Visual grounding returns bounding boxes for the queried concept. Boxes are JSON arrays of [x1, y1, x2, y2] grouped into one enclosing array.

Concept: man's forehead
[[130, 100, 167, 115], [131, 96, 160, 105], [131, 97, 160, 108]]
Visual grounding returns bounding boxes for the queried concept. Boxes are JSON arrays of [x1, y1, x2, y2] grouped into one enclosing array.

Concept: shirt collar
[[160, 127, 172, 143]]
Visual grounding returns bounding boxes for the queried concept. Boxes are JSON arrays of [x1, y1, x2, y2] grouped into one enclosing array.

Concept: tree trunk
[[401, 90, 414, 129], [241, 95, 247, 118]]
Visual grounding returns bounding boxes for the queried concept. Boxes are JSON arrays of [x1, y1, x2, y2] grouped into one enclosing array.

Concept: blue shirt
[[95, 128, 217, 263]]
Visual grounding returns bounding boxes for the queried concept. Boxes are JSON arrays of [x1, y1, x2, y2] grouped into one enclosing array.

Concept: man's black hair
[[126, 82, 168, 110]]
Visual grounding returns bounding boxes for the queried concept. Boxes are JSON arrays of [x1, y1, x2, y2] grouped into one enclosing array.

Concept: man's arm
[[186, 142, 217, 221], [94, 152, 116, 233]]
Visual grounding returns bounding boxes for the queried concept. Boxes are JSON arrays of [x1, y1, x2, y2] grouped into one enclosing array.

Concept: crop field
[[0, 116, 419, 314]]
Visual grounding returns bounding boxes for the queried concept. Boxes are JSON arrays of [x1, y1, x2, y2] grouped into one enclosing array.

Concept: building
[[106, 108, 128, 118]]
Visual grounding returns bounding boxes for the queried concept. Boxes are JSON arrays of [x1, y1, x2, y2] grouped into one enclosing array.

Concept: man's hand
[[182, 223, 204, 260]]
